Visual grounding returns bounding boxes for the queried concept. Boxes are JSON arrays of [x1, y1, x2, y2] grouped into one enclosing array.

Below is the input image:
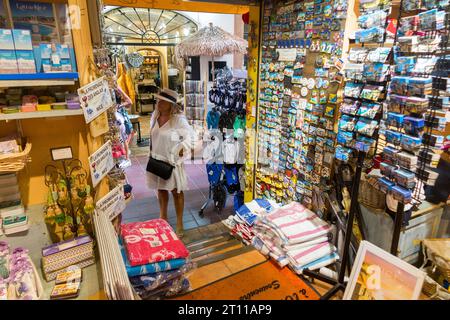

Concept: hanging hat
[[154, 88, 182, 105]]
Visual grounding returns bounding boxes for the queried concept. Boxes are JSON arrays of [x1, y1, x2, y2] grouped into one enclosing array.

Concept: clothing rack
[[198, 72, 247, 217]]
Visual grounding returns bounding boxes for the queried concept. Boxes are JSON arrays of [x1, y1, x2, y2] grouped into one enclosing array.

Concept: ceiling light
[[183, 28, 190, 36]]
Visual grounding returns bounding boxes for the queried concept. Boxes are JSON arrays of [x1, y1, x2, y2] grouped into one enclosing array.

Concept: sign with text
[[78, 77, 113, 124], [50, 146, 73, 161], [96, 184, 126, 221], [88, 140, 114, 188], [276, 48, 297, 62]]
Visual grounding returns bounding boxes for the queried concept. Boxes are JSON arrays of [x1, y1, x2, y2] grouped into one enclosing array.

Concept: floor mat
[[173, 260, 320, 300]]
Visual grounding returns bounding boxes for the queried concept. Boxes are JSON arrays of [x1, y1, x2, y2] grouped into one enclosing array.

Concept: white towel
[[259, 202, 331, 245], [286, 242, 337, 269], [291, 252, 339, 274]]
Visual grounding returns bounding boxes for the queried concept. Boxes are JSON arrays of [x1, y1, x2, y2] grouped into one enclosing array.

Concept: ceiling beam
[[102, 0, 251, 14]]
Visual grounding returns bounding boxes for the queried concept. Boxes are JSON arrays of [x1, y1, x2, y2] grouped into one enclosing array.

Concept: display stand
[[303, 150, 367, 299]]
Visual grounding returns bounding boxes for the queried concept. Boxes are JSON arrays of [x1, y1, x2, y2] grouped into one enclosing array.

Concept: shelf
[[0, 72, 79, 88], [0, 109, 83, 121]]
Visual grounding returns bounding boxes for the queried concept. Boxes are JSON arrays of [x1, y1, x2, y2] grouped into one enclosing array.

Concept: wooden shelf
[[0, 72, 79, 88], [0, 109, 83, 121]]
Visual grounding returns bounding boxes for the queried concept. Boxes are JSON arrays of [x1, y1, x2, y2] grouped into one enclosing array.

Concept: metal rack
[[381, 0, 450, 255]]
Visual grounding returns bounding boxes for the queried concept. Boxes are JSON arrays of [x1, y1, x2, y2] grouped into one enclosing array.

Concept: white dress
[[146, 114, 196, 192]]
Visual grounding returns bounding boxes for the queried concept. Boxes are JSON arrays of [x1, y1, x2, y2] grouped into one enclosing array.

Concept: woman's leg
[[158, 190, 169, 220], [171, 189, 184, 233]]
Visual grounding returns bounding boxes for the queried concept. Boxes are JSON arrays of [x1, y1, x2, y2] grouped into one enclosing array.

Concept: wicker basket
[[358, 174, 386, 210], [0, 138, 32, 173]]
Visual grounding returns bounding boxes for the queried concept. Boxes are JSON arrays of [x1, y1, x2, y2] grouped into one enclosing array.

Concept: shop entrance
[[101, 2, 254, 276]]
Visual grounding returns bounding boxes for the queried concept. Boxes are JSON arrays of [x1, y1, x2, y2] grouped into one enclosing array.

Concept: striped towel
[[291, 252, 339, 274], [251, 236, 289, 267], [280, 236, 330, 250], [286, 242, 337, 269], [259, 202, 331, 245]]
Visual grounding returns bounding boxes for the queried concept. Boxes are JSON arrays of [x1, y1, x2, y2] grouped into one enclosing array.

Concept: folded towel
[[257, 202, 331, 245], [291, 252, 339, 274], [287, 242, 337, 269], [119, 242, 186, 277], [121, 219, 189, 266]]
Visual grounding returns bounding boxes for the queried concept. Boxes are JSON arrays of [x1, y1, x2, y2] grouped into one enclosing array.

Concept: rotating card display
[[256, 0, 347, 207], [374, 0, 450, 205], [335, 0, 392, 162]]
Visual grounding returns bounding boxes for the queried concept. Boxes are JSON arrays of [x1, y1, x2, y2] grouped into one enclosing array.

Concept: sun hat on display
[[154, 88, 182, 105]]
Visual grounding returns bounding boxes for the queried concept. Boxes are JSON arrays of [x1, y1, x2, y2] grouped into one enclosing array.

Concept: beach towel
[[121, 219, 189, 266], [119, 242, 186, 277]]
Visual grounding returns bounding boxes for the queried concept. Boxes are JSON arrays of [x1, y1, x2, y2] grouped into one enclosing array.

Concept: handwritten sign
[[88, 140, 114, 188], [276, 48, 297, 62], [78, 77, 113, 124], [96, 185, 126, 221]]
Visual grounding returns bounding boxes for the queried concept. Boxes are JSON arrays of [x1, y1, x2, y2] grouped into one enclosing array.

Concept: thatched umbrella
[[175, 23, 247, 81]]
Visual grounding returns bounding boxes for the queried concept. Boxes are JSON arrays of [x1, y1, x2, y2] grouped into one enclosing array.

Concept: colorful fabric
[[119, 242, 186, 277], [206, 163, 222, 185], [206, 110, 221, 129], [116, 63, 136, 103], [121, 219, 189, 267]]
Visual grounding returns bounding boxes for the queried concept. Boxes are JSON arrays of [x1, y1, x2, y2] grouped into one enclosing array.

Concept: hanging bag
[[146, 119, 174, 180]]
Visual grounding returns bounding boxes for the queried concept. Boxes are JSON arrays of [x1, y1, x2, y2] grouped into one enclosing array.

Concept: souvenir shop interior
[[0, 0, 449, 301]]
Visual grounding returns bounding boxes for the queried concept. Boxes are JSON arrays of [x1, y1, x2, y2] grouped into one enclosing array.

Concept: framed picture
[[343, 240, 425, 300]]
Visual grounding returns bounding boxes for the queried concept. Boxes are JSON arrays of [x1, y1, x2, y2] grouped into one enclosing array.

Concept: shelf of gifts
[[0, 72, 79, 88], [0, 109, 83, 121]]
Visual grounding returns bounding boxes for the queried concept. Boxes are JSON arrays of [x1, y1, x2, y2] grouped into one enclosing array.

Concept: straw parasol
[[175, 23, 248, 81]]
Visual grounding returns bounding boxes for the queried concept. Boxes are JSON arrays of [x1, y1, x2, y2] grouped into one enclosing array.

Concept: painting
[[343, 241, 425, 300]]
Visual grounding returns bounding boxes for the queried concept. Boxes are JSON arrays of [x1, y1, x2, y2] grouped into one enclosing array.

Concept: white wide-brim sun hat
[[154, 88, 182, 105]]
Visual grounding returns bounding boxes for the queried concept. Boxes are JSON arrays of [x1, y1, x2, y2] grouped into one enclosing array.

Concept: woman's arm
[[116, 85, 132, 108]]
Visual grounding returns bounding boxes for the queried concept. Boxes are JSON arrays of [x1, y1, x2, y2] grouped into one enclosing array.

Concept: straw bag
[[358, 174, 385, 210], [420, 239, 450, 299], [0, 138, 32, 173]]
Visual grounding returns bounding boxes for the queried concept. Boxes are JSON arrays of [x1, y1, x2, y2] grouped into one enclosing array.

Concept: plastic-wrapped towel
[[286, 242, 337, 270], [279, 236, 330, 251], [137, 277, 190, 300], [130, 263, 194, 292], [291, 252, 339, 274], [119, 241, 186, 278], [258, 202, 331, 245], [252, 236, 289, 267], [121, 219, 189, 266], [236, 199, 279, 226]]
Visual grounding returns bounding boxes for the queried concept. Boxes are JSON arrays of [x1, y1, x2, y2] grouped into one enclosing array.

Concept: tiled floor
[[122, 155, 235, 230]]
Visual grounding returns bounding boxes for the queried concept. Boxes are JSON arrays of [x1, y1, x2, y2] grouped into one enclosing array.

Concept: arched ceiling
[[103, 6, 198, 44]]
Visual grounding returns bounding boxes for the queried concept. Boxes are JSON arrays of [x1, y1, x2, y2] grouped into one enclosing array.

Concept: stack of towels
[[222, 198, 280, 244], [251, 202, 339, 274], [120, 219, 192, 299]]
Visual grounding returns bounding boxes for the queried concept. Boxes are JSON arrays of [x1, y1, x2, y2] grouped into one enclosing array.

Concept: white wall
[[177, 11, 236, 82]]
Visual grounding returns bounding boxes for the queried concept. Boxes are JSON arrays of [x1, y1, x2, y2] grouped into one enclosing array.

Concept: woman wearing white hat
[[147, 88, 196, 237]]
